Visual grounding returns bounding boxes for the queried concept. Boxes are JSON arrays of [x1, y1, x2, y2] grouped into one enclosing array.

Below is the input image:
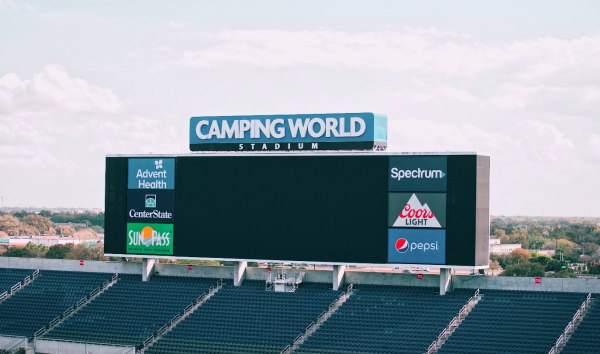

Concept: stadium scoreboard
[[105, 153, 489, 267]]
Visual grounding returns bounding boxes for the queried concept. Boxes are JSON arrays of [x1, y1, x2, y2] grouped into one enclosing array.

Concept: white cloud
[[387, 118, 510, 155], [588, 134, 600, 162], [87, 115, 183, 155], [0, 0, 16, 11], [510, 120, 574, 162], [0, 65, 123, 114], [176, 30, 600, 80], [173, 29, 600, 117]]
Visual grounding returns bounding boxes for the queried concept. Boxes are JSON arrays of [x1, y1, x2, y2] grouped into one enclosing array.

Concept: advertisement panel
[[388, 193, 446, 228], [387, 229, 446, 264], [128, 158, 175, 190], [189, 113, 387, 151], [127, 190, 175, 223], [388, 156, 447, 192], [126, 223, 174, 255]]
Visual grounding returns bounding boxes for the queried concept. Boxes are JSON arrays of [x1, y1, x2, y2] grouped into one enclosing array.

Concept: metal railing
[[548, 293, 593, 354], [10, 282, 21, 294], [138, 278, 224, 354], [33, 272, 120, 338], [2, 270, 40, 303], [281, 284, 354, 354], [426, 289, 481, 354]]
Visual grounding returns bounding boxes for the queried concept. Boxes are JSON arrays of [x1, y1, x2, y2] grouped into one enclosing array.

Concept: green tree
[[528, 237, 545, 250], [588, 262, 600, 275], [65, 243, 105, 261], [171, 259, 222, 266], [500, 262, 545, 277], [546, 270, 576, 278], [530, 256, 568, 272], [24, 242, 47, 257], [3, 247, 30, 257], [45, 244, 74, 259], [3, 242, 47, 258]]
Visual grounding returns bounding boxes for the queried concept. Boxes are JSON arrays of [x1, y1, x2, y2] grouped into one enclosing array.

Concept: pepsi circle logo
[[395, 238, 409, 253]]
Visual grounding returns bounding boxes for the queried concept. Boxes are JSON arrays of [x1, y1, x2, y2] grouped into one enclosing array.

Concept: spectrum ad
[[388, 156, 447, 192]]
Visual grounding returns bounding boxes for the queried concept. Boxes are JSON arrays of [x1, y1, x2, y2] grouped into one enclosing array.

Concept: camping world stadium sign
[[189, 112, 387, 151]]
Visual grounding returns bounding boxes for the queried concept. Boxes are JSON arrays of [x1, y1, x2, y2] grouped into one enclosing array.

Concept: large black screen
[[105, 153, 489, 266]]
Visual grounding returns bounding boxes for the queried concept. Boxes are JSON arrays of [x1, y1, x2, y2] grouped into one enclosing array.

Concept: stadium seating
[[146, 281, 342, 354], [0, 270, 113, 338], [43, 275, 217, 347], [0, 268, 35, 294], [560, 295, 600, 354], [1, 267, 596, 354], [295, 285, 474, 354], [438, 290, 588, 354]]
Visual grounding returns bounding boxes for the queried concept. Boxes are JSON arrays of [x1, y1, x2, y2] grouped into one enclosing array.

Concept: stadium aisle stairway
[[0, 269, 113, 338], [145, 281, 342, 354], [295, 285, 473, 354], [42, 275, 217, 347], [438, 290, 588, 354], [560, 295, 600, 354]]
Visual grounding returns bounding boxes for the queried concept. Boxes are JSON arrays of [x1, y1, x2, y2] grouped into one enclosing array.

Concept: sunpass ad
[[105, 153, 489, 267]]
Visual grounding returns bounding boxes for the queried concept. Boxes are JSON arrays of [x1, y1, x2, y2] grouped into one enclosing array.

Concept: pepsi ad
[[388, 229, 446, 264]]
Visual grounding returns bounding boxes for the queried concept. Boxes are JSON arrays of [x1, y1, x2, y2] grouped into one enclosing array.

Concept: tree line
[[0, 211, 103, 237], [491, 216, 600, 277]]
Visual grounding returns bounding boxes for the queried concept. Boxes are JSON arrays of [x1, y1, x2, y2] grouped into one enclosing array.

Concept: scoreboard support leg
[[234, 261, 247, 286], [440, 268, 452, 295], [142, 258, 156, 282], [333, 265, 346, 291]]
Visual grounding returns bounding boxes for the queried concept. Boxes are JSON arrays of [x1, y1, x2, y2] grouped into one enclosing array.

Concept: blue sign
[[189, 112, 387, 151], [387, 229, 446, 264], [128, 158, 175, 190], [388, 156, 447, 192]]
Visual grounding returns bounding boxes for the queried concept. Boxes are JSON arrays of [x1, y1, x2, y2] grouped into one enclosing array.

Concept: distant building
[[531, 249, 556, 256], [489, 238, 522, 254], [54, 222, 88, 231], [8, 236, 102, 247]]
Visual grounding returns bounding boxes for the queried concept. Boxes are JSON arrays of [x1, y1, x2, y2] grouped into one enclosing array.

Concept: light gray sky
[[1, 1, 599, 216]]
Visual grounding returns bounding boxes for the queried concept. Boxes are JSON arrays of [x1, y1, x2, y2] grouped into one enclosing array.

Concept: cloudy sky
[[1, 1, 599, 216]]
